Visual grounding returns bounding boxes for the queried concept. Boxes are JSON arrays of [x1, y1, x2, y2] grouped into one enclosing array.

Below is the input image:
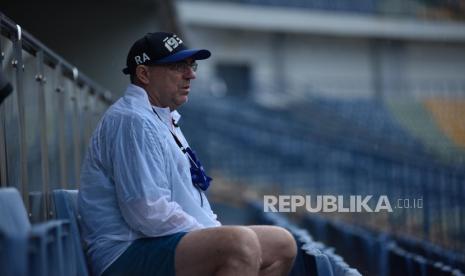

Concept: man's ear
[[135, 65, 150, 85]]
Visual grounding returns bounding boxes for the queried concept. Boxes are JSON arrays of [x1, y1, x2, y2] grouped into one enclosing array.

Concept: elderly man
[[78, 32, 296, 276]]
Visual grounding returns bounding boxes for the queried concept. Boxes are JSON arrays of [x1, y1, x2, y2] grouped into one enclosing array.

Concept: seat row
[[248, 201, 362, 276], [0, 188, 90, 276], [302, 213, 465, 276]]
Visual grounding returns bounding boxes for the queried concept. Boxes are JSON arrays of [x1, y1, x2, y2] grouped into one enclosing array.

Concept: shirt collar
[[152, 106, 182, 129], [172, 110, 181, 125], [124, 84, 152, 112], [124, 84, 182, 126]]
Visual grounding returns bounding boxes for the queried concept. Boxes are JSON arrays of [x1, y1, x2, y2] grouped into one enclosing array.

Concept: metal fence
[[0, 12, 111, 222]]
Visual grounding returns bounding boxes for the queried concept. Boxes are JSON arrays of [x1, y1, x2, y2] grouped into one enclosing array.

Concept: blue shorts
[[101, 232, 187, 276]]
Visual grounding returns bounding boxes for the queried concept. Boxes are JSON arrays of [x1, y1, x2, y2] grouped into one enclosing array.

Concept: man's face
[[143, 58, 197, 110]]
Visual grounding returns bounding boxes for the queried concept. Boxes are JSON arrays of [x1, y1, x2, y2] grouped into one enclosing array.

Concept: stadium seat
[[424, 99, 465, 149], [28, 191, 45, 223], [247, 200, 363, 275], [0, 187, 71, 276], [302, 245, 335, 276], [52, 189, 90, 276], [0, 228, 28, 276], [0, 187, 31, 237], [28, 220, 69, 276]]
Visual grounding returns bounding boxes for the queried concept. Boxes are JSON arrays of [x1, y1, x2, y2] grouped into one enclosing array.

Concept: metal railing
[[0, 12, 112, 221]]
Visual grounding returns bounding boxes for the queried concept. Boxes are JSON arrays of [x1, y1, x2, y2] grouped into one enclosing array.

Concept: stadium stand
[[302, 212, 465, 276], [385, 98, 462, 162], [181, 91, 465, 253], [0, 12, 109, 276], [2, 6, 465, 276], [424, 98, 465, 149], [248, 201, 363, 276]]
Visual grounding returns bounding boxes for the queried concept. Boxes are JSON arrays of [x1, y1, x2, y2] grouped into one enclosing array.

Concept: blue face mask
[[185, 147, 212, 191]]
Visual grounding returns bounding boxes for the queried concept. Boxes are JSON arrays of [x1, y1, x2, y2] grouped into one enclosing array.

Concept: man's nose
[[184, 66, 197, 80], [184, 67, 196, 80]]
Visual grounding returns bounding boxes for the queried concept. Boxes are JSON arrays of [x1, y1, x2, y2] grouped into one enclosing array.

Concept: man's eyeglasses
[[163, 61, 198, 73]]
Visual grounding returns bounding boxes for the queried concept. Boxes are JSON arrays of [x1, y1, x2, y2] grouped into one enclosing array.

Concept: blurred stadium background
[[1, 0, 465, 275]]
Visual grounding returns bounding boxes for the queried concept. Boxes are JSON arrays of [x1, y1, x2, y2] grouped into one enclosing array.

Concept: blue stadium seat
[[302, 245, 335, 276], [290, 241, 318, 276], [29, 191, 45, 223], [0, 187, 31, 237], [28, 220, 70, 276], [0, 187, 71, 276], [0, 188, 30, 276], [395, 234, 465, 273], [52, 189, 90, 276], [247, 200, 362, 275], [0, 229, 28, 276]]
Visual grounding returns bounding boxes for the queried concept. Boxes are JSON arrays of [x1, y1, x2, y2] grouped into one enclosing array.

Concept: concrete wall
[[406, 42, 465, 98], [183, 25, 465, 102]]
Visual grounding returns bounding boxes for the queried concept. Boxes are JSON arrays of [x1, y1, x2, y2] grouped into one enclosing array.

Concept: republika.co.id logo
[[263, 195, 423, 213]]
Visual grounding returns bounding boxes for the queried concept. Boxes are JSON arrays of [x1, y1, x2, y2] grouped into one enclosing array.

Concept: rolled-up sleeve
[[111, 115, 203, 236]]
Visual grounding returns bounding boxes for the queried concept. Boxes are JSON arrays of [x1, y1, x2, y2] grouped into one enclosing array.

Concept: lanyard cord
[[167, 129, 205, 206], [152, 108, 204, 206]]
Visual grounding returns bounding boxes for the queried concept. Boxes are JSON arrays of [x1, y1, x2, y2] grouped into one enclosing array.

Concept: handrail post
[[13, 23, 30, 213], [36, 49, 50, 219]]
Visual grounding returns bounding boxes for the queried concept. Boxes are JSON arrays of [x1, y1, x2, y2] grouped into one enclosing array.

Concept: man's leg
[[175, 226, 262, 276], [175, 225, 296, 276], [248, 225, 297, 276]]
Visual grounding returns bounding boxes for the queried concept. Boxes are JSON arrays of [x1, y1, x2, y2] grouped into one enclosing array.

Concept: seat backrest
[[0, 187, 31, 236], [0, 187, 30, 276], [29, 220, 68, 276], [0, 229, 29, 276], [29, 191, 45, 223], [53, 189, 90, 276]]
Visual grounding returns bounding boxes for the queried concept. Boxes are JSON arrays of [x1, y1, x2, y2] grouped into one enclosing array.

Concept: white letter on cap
[[142, 53, 150, 63], [134, 56, 142, 65]]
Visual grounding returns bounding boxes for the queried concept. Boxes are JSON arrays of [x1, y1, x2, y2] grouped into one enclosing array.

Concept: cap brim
[[155, 49, 211, 64]]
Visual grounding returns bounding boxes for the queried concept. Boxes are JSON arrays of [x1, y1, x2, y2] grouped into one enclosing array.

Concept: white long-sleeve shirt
[[78, 84, 221, 276]]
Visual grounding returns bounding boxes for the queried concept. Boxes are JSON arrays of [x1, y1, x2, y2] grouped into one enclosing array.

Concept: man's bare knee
[[175, 226, 262, 276], [273, 227, 297, 262], [248, 225, 297, 268], [219, 227, 262, 272]]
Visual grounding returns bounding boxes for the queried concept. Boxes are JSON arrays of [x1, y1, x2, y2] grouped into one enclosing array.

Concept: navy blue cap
[[123, 32, 211, 75]]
